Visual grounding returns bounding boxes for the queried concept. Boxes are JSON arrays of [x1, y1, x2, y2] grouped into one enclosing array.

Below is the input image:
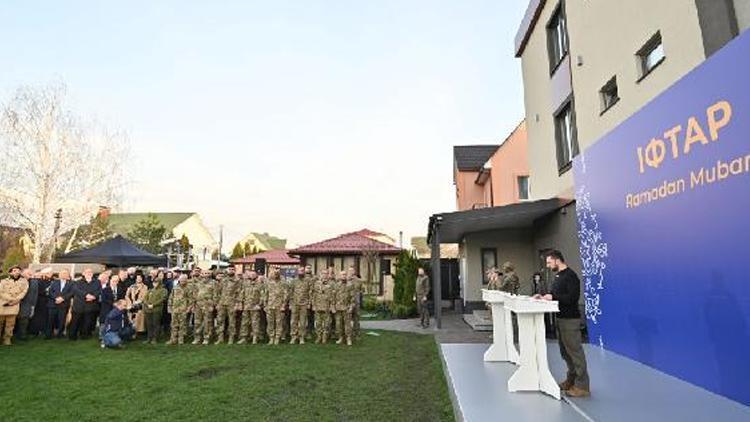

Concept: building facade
[[516, 0, 750, 275]]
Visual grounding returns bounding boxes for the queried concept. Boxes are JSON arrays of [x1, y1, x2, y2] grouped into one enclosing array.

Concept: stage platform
[[440, 342, 750, 422]]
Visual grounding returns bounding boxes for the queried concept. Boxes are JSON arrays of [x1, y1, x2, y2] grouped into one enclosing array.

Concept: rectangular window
[[480, 248, 497, 285], [554, 101, 579, 172], [547, 2, 569, 73], [637, 32, 665, 80], [599, 76, 620, 114], [517, 176, 530, 200], [326, 256, 334, 268]]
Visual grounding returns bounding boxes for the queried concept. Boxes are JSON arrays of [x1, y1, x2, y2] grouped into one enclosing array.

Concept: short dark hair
[[545, 250, 565, 262]]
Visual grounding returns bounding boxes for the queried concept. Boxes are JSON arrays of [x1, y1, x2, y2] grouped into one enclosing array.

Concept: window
[[554, 101, 579, 172], [480, 248, 497, 285], [599, 76, 619, 114], [517, 176, 530, 200], [637, 32, 665, 80], [547, 2, 569, 73], [326, 256, 334, 268]]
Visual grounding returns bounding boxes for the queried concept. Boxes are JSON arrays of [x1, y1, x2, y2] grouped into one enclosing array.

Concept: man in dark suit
[[47, 269, 73, 339], [68, 268, 102, 340], [99, 274, 125, 325]]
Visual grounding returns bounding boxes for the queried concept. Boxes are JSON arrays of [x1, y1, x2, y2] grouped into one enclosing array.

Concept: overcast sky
[[0, 0, 527, 250]]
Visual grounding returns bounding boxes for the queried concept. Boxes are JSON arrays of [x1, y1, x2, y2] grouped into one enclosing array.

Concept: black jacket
[[70, 279, 102, 313], [550, 268, 582, 319], [47, 279, 74, 308], [104, 308, 130, 334]]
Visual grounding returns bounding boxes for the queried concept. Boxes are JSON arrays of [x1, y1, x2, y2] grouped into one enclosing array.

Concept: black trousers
[[47, 307, 68, 338], [14, 316, 30, 340], [68, 311, 96, 340]]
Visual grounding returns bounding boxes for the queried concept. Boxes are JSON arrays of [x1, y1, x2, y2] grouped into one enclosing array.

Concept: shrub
[[389, 303, 416, 319], [362, 295, 380, 312]]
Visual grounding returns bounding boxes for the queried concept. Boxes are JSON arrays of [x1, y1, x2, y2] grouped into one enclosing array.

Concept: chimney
[[98, 206, 111, 219]]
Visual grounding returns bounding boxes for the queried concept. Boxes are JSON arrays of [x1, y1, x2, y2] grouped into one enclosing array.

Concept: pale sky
[[0, 1, 527, 250]]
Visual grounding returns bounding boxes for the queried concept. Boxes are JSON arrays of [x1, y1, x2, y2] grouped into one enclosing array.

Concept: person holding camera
[[143, 273, 167, 344], [102, 299, 135, 349]]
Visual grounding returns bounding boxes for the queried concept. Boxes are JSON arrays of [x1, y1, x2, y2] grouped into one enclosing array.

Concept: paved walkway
[[361, 311, 491, 344]]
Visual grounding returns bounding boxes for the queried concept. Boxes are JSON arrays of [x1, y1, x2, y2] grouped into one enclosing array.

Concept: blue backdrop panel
[[574, 31, 750, 406]]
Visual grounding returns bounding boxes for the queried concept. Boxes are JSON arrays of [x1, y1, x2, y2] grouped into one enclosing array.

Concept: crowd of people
[[0, 264, 365, 348]]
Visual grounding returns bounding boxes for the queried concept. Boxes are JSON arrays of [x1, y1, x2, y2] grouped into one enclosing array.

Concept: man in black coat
[[68, 268, 102, 340], [14, 269, 39, 341], [30, 270, 52, 336], [47, 269, 73, 339]]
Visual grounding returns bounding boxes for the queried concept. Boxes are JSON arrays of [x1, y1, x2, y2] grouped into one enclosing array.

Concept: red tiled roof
[[231, 249, 301, 265], [348, 228, 387, 237], [289, 232, 402, 255]]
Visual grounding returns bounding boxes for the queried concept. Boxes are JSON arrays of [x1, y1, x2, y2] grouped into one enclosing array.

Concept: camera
[[128, 302, 143, 312]]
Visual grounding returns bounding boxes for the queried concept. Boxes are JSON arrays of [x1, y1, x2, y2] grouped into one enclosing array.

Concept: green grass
[[0, 331, 454, 422]]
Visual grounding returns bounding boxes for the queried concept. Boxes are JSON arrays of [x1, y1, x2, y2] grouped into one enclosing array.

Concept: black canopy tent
[[56, 235, 166, 267]]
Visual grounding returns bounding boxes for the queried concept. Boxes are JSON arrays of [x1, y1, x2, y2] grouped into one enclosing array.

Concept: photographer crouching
[[101, 299, 138, 349]]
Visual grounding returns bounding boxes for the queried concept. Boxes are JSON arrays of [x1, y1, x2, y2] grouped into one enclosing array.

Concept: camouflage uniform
[[191, 277, 216, 345], [500, 262, 520, 294], [263, 274, 288, 345], [215, 274, 243, 344], [415, 274, 431, 328], [167, 280, 191, 345], [348, 275, 363, 338], [332, 279, 355, 345], [279, 278, 292, 342], [289, 273, 313, 344], [311, 276, 333, 344], [239, 275, 265, 344]]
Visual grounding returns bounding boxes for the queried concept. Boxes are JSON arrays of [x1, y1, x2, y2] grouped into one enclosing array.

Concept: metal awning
[[428, 198, 569, 243], [425, 198, 569, 329]]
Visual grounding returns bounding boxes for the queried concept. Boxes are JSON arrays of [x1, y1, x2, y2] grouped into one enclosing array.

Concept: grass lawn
[[0, 330, 454, 422]]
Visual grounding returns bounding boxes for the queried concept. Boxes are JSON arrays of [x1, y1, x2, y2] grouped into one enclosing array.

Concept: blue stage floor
[[440, 342, 750, 422]]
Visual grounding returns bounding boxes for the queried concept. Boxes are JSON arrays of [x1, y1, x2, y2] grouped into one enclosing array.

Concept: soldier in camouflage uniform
[[415, 267, 431, 328], [238, 270, 265, 344], [347, 266, 363, 338], [215, 268, 243, 345], [263, 268, 288, 345], [191, 270, 216, 345], [166, 274, 191, 345], [332, 271, 355, 346], [500, 262, 520, 294], [486, 267, 503, 290], [289, 266, 313, 344], [311, 269, 334, 344]]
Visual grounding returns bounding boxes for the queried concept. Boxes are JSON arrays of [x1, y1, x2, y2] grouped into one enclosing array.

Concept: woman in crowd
[[143, 272, 167, 344], [125, 273, 148, 338]]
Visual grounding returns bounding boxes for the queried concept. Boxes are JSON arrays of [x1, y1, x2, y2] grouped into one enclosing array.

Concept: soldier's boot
[[336, 337, 343, 345], [202, 338, 210, 345], [228, 336, 235, 345], [214, 335, 224, 345], [347, 337, 352, 346], [178, 336, 185, 345], [192, 337, 202, 345], [252, 336, 258, 345], [289, 336, 297, 344], [299, 337, 305, 345], [237, 338, 246, 345], [166, 339, 176, 345], [322, 334, 328, 344]]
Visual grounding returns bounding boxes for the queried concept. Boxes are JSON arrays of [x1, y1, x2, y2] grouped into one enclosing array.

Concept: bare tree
[[0, 82, 130, 263]]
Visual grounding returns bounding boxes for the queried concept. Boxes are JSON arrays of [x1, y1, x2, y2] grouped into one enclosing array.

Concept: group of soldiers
[[166, 264, 363, 347], [486, 261, 520, 294]]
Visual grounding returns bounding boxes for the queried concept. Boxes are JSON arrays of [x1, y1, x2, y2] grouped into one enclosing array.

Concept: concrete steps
[[463, 310, 492, 331]]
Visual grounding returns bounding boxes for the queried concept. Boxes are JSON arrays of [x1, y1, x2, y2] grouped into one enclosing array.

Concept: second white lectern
[[481, 289, 519, 364], [504, 295, 560, 400]]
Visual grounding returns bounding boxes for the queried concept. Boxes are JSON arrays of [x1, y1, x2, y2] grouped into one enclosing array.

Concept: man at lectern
[[536, 250, 590, 398]]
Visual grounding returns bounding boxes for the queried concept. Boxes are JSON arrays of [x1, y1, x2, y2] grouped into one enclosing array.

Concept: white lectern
[[504, 295, 560, 400], [481, 289, 519, 364]]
